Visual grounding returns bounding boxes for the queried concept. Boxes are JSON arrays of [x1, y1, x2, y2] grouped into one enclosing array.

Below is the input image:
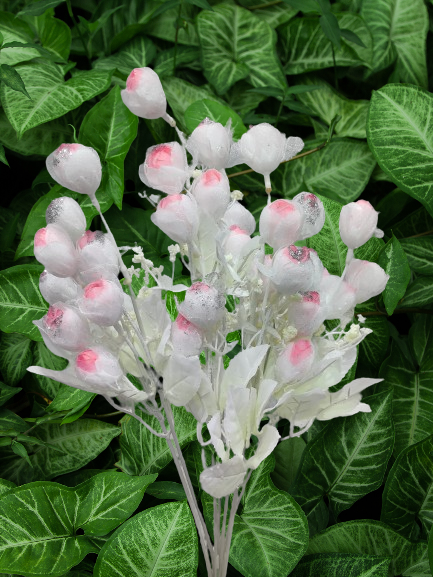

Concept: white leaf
[[163, 354, 202, 406], [200, 455, 247, 498], [247, 424, 280, 470]]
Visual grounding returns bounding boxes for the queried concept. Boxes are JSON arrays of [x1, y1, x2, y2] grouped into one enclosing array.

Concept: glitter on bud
[[139, 142, 188, 195], [46, 197, 86, 242], [179, 282, 225, 329], [46, 143, 102, 196], [267, 246, 318, 294], [36, 304, 91, 352], [293, 193, 325, 240], [77, 230, 119, 283]]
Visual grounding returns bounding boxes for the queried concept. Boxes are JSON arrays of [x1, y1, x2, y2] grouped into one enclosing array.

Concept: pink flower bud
[[34, 224, 77, 278], [151, 194, 198, 244], [223, 226, 251, 258], [293, 193, 325, 239], [289, 291, 324, 336], [46, 143, 102, 196], [191, 169, 230, 219], [78, 279, 124, 326], [276, 339, 315, 384], [222, 201, 256, 235], [179, 282, 225, 329], [139, 142, 188, 195], [45, 197, 87, 242], [36, 304, 91, 351], [344, 259, 389, 304], [39, 271, 80, 305], [77, 231, 119, 284], [269, 246, 317, 294], [259, 199, 304, 249], [171, 314, 203, 356], [339, 200, 383, 249], [186, 119, 232, 169], [121, 68, 171, 123], [75, 347, 123, 387]]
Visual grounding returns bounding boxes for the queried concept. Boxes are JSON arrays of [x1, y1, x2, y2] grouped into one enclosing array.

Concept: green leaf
[[401, 277, 433, 308], [202, 455, 309, 577], [295, 77, 369, 139], [184, 99, 247, 141], [391, 207, 433, 240], [382, 434, 433, 540], [75, 472, 157, 536], [291, 391, 394, 520], [378, 235, 411, 315], [94, 501, 198, 577], [320, 12, 341, 49], [94, 35, 157, 77], [367, 84, 433, 218], [17, 0, 65, 17], [10, 440, 32, 466], [0, 64, 31, 99], [197, 4, 286, 95], [0, 62, 112, 138], [0, 265, 47, 341], [154, 45, 201, 79], [16, 185, 112, 260], [0, 419, 120, 484], [0, 478, 15, 497], [40, 16, 71, 62], [380, 318, 433, 457], [0, 381, 21, 407], [271, 436, 306, 493], [117, 405, 196, 476], [281, 0, 319, 11], [307, 520, 429, 576], [143, 2, 199, 48], [0, 333, 33, 386], [358, 315, 390, 374], [400, 237, 433, 276], [146, 481, 187, 501], [376, 188, 412, 229], [239, 1, 298, 28], [0, 144, 7, 166], [0, 408, 28, 434], [28, 341, 67, 400], [79, 85, 138, 208], [361, 0, 428, 87], [0, 11, 41, 66], [339, 28, 366, 48], [290, 553, 391, 577], [281, 13, 372, 74], [48, 386, 95, 416]]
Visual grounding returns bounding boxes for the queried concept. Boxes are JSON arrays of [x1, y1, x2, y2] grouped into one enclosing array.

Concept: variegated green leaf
[[0, 11, 40, 66], [0, 333, 33, 386], [94, 35, 157, 77], [290, 553, 391, 577], [400, 237, 433, 276], [27, 341, 67, 399]]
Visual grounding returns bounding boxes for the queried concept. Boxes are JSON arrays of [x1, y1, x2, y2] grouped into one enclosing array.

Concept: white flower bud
[[339, 200, 383, 249], [46, 143, 102, 196], [276, 339, 315, 384], [223, 226, 251, 259], [139, 142, 188, 195], [321, 271, 357, 321], [191, 169, 231, 219], [34, 224, 77, 278], [186, 119, 232, 169], [78, 279, 124, 326], [269, 246, 318, 295], [45, 197, 86, 242], [171, 314, 203, 357], [259, 199, 304, 249], [121, 67, 173, 125], [77, 231, 119, 284], [293, 193, 325, 240], [36, 304, 91, 352], [345, 259, 389, 304], [151, 194, 199, 244], [39, 271, 80, 305], [288, 291, 324, 336], [179, 282, 225, 330], [222, 201, 256, 235], [75, 347, 123, 388]]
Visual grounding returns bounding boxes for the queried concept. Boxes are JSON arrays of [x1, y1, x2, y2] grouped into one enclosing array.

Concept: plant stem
[[66, 0, 91, 62], [331, 43, 339, 90], [274, 94, 286, 129], [404, 230, 433, 239], [173, 0, 184, 75]]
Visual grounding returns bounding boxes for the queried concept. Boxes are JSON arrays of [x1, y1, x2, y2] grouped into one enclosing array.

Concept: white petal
[[200, 455, 247, 498], [247, 424, 280, 469], [162, 354, 202, 406]]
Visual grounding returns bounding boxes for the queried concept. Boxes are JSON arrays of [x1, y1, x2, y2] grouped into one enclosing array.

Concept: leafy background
[[0, 0, 433, 575]]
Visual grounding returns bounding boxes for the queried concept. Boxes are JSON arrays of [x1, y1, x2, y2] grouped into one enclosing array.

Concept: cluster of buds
[[29, 67, 388, 501]]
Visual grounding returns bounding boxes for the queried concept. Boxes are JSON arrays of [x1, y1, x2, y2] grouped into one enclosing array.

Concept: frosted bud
[[293, 193, 325, 239], [151, 194, 198, 244], [46, 197, 86, 243], [276, 339, 315, 384], [270, 246, 317, 294], [78, 279, 124, 326], [75, 347, 123, 388], [191, 169, 230, 219], [186, 118, 232, 169], [223, 226, 251, 258], [121, 67, 174, 125], [289, 292, 324, 336], [259, 199, 303, 249], [34, 224, 77, 278], [77, 231, 119, 283], [36, 304, 91, 351], [179, 282, 225, 330], [139, 142, 188, 195], [321, 272, 357, 321], [39, 271, 80, 305], [46, 143, 102, 196], [345, 259, 389, 304], [234, 124, 304, 190], [339, 200, 383, 249], [171, 314, 203, 357], [222, 201, 256, 235]]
